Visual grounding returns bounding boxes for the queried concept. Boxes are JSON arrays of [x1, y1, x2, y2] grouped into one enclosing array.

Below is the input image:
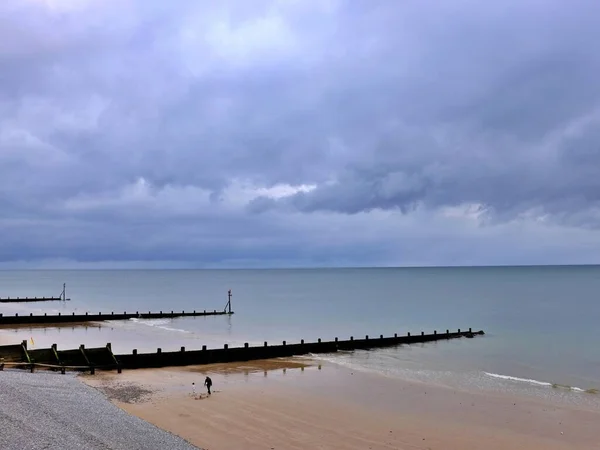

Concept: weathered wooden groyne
[[0, 340, 118, 374], [0, 309, 233, 326], [0, 297, 64, 303], [0, 283, 70, 303], [0, 328, 484, 374]]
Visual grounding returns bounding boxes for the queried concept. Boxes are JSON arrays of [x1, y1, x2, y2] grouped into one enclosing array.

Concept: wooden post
[[227, 289, 232, 314], [79, 345, 91, 368]]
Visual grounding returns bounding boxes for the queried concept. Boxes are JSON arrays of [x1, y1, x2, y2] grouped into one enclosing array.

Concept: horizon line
[[0, 263, 598, 271]]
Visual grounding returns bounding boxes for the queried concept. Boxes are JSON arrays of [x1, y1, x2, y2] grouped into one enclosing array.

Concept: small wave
[[484, 372, 553, 387], [155, 326, 190, 334], [129, 318, 170, 326], [128, 318, 190, 334], [484, 372, 589, 393]]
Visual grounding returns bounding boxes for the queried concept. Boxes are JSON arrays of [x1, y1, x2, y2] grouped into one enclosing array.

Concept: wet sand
[[0, 321, 99, 330], [82, 359, 600, 450], [0, 323, 106, 350]]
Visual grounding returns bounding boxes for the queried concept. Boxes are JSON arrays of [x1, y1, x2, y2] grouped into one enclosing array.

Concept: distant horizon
[[1, 263, 599, 271]]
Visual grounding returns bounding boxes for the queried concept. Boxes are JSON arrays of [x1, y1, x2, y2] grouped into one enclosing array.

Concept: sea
[[1, 267, 599, 408]]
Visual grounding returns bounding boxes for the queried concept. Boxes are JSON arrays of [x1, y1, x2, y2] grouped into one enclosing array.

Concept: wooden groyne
[[0, 309, 233, 326], [0, 283, 70, 303], [0, 328, 484, 374], [0, 297, 63, 303], [0, 340, 119, 374]]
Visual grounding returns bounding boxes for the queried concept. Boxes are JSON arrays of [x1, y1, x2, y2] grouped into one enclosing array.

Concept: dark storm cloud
[[1, 0, 600, 266]]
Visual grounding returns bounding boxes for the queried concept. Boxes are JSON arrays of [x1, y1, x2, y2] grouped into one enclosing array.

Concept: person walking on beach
[[204, 376, 212, 395]]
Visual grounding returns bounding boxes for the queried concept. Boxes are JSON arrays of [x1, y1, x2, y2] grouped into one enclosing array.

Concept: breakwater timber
[[0, 309, 233, 326], [0, 328, 484, 374], [0, 283, 70, 303]]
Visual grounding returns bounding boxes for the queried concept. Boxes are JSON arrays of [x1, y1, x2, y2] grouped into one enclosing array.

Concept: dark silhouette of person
[[204, 376, 213, 395]]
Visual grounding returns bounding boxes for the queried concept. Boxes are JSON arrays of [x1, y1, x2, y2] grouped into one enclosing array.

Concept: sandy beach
[[82, 359, 599, 450]]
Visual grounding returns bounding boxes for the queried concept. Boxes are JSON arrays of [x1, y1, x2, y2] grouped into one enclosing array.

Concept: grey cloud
[[1, 0, 600, 266]]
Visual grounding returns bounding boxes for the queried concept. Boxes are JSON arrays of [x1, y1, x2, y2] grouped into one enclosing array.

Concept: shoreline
[[81, 358, 600, 450], [0, 321, 99, 330]]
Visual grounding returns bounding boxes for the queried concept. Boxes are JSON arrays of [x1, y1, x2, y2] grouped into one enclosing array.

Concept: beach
[[2, 267, 600, 448], [82, 359, 599, 450], [0, 369, 198, 450]]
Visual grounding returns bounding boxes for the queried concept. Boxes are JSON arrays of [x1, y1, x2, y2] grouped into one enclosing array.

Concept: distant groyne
[[0, 283, 70, 303], [0, 309, 233, 326]]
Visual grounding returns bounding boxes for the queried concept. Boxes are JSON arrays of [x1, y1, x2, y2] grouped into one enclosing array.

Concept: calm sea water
[[1, 267, 599, 406]]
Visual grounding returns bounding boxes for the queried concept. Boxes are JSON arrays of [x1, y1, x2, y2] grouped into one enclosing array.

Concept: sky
[[1, 0, 600, 268]]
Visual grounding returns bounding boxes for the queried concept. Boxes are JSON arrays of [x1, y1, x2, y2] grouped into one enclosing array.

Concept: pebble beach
[[0, 369, 199, 450]]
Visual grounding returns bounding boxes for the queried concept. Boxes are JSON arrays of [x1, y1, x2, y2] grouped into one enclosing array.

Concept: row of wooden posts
[[0, 328, 484, 374]]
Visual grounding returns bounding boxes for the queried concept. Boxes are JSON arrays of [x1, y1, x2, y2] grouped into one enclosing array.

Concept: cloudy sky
[[1, 0, 600, 268]]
